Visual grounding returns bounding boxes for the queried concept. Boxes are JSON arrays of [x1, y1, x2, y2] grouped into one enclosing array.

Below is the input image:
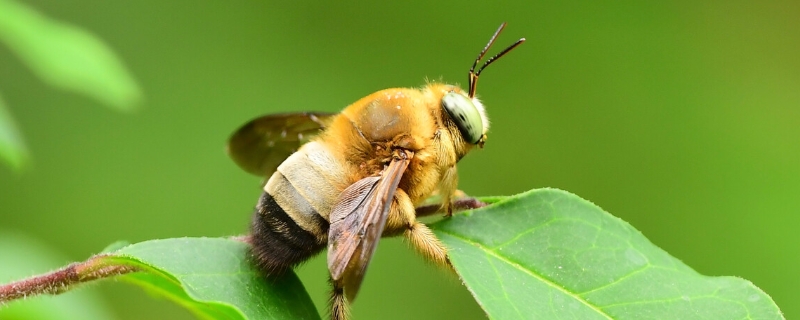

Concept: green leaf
[[106, 237, 320, 320], [0, 94, 28, 170], [431, 188, 784, 320], [0, 0, 141, 111]]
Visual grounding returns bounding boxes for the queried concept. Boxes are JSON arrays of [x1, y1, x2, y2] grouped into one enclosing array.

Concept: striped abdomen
[[249, 141, 347, 275]]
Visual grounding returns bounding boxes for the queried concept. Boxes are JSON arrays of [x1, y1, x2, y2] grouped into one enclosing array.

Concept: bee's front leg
[[414, 197, 488, 217], [416, 166, 487, 217]]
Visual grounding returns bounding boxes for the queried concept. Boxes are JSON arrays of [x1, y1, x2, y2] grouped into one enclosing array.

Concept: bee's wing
[[227, 112, 336, 177], [327, 151, 411, 301]]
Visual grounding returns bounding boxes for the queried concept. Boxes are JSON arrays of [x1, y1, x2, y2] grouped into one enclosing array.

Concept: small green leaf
[[106, 237, 320, 320], [0, 0, 142, 111], [0, 95, 28, 170], [432, 188, 784, 320]]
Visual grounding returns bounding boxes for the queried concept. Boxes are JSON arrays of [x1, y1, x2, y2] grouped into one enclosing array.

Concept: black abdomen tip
[[249, 192, 327, 275]]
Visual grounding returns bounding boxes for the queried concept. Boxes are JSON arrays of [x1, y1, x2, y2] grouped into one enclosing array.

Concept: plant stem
[[0, 254, 138, 304]]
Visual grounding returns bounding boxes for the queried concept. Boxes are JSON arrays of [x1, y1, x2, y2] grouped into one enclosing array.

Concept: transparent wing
[[327, 151, 411, 301], [227, 112, 335, 177]]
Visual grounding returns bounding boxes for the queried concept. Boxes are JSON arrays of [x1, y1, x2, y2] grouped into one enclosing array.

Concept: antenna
[[468, 23, 526, 98]]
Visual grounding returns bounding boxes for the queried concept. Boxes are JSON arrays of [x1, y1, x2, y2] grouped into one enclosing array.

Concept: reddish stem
[[0, 254, 138, 304]]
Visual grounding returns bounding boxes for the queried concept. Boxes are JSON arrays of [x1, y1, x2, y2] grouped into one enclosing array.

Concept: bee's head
[[441, 22, 524, 148]]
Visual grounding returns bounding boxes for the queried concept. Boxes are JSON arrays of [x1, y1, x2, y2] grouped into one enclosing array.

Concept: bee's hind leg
[[329, 278, 349, 320]]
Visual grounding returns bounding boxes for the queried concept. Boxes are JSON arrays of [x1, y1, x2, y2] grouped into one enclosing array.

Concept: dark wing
[[227, 112, 336, 177], [327, 150, 412, 302]]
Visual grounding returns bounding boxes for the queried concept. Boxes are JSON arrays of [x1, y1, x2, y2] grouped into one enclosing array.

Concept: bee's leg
[[454, 197, 488, 209], [438, 166, 458, 216], [405, 220, 451, 270], [385, 190, 452, 269], [415, 166, 488, 217], [414, 197, 488, 217], [452, 189, 468, 198], [329, 278, 349, 320]]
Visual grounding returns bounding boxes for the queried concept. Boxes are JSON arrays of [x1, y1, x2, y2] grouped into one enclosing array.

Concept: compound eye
[[442, 92, 484, 144]]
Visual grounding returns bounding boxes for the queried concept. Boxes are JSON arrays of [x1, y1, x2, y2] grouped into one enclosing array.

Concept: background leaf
[[432, 189, 783, 319], [0, 94, 27, 170], [107, 237, 321, 320], [0, 0, 141, 111]]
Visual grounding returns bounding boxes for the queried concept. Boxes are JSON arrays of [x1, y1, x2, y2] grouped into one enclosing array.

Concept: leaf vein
[[440, 230, 614, 320], [485, 253, 526, 319], [577, 263, 651, 296]]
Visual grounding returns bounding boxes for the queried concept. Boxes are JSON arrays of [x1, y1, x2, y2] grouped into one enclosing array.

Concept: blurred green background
[[1, 0, 797, 319]]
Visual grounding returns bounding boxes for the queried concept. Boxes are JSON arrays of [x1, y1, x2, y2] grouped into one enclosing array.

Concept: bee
[[227, 23, 524, 320]]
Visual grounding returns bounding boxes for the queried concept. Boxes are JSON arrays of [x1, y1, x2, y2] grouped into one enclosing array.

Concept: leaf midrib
[[438, 229, 614, 320]]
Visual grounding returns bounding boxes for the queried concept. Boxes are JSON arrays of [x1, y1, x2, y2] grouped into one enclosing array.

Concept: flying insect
[[227, 23, 524, 320]]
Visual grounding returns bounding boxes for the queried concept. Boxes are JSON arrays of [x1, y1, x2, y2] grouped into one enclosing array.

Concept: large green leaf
[[0, 0, 141, 110], [108, 238, 320, 320], [432, 189, 783, 319]]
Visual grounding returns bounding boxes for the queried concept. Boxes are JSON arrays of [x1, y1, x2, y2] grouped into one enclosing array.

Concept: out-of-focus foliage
[[0, 95, 27, 169], [0, 0, 141, 169], [0, 1, 797, 320]]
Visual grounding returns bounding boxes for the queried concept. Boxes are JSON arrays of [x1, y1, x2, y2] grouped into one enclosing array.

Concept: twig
[[0, 254, 138, 304]]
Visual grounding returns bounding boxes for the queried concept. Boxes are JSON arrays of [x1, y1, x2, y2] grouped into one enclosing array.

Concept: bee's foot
[[453, 197, 487, 210]]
